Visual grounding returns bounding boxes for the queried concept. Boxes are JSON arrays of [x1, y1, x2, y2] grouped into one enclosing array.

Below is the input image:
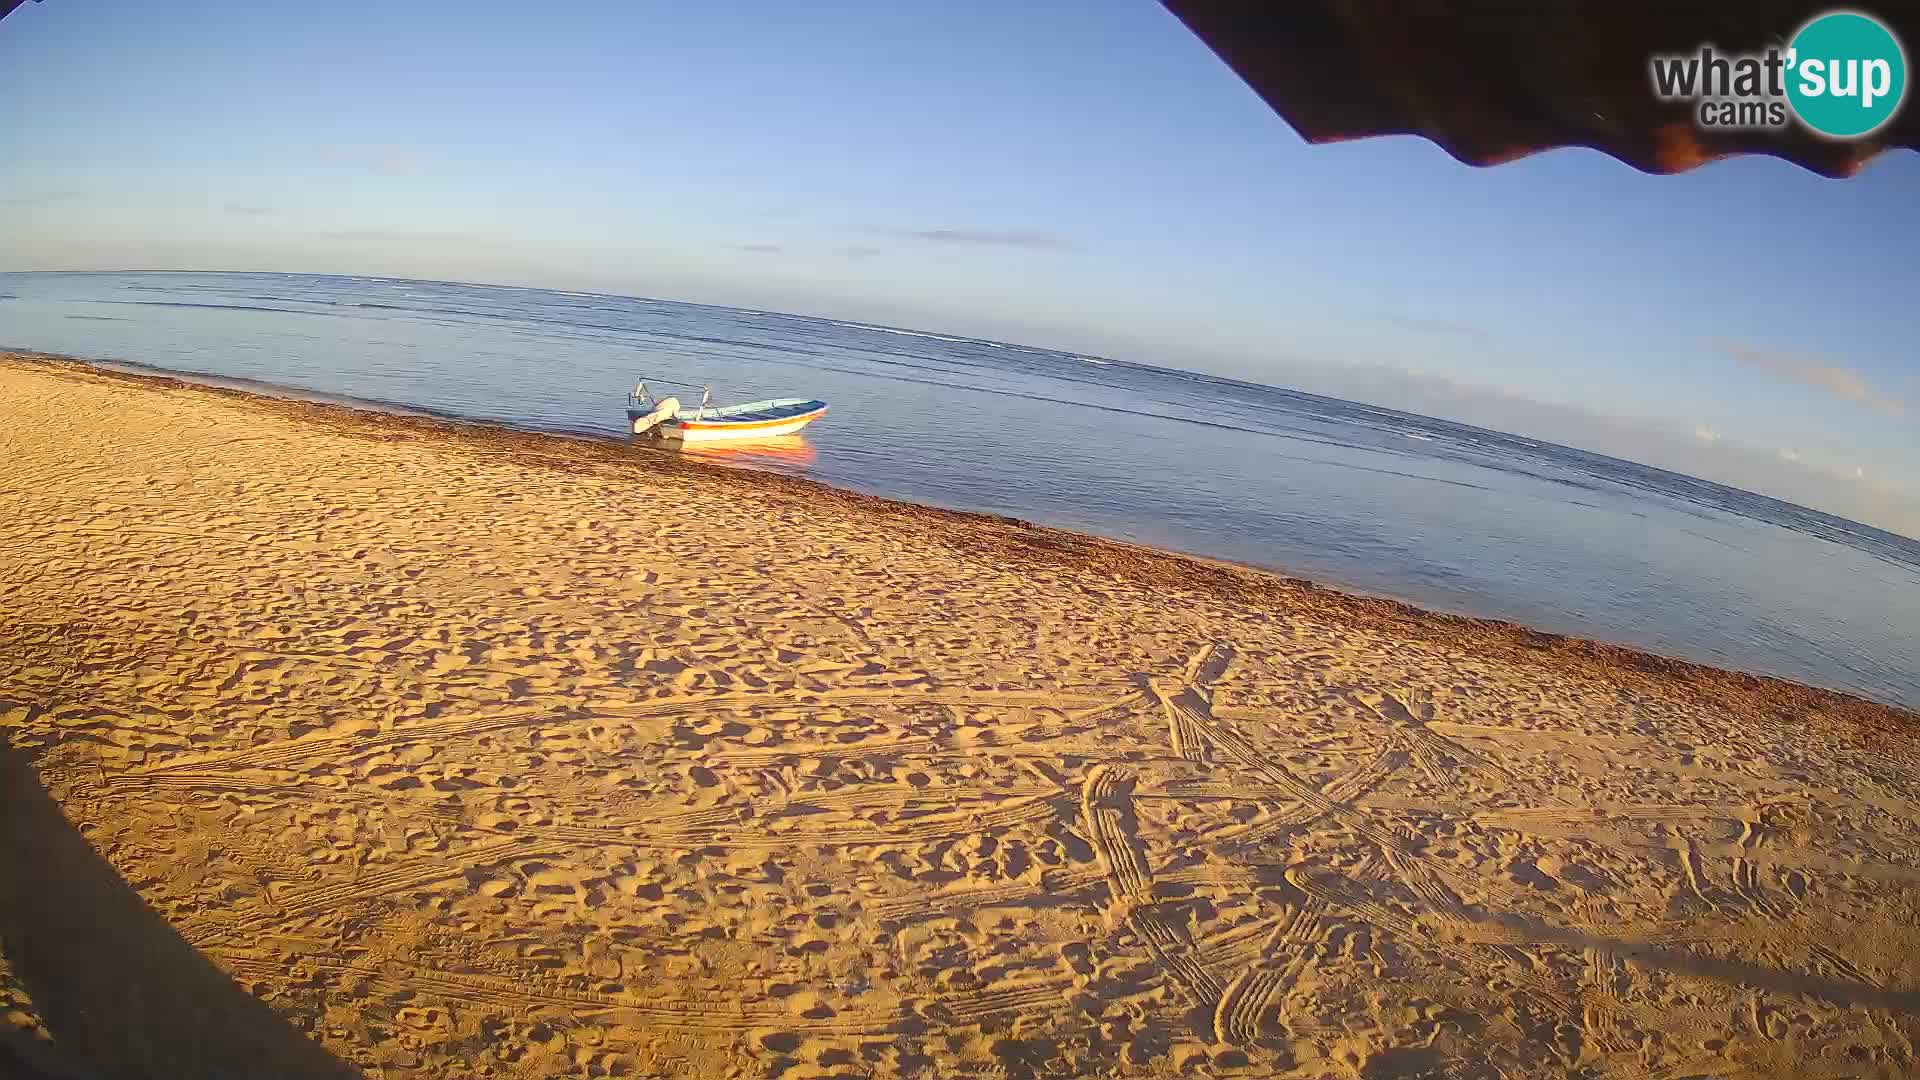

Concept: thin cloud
[[0, 191, 81, 207], [834, 245, 883, 259], [1778, 447, 1802, 463], [318, 228, 494, 246], [373, 148, 428, 175], [734, 243, 783, 254], [855, 224, 1075, 251], [1383, 313, 1494, 341], [224, 204, 273, 215], [1693, 425, 1722, 443], [1709, 339, 1905, 418], [319, 144, 431, 176]]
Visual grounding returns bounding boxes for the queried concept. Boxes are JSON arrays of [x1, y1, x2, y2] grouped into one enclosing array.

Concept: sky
[[2, 0, 1917, 534]]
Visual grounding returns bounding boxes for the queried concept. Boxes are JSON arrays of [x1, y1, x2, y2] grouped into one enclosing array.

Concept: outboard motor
[[630, 396, 681, 436]]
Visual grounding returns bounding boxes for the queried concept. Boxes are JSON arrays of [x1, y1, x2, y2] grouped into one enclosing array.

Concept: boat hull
[[634, 404, 828, 442], [628, 394, 827, 442], [665, 409, 825, 441]]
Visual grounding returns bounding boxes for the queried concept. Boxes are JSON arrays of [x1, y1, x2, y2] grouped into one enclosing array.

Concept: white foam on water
[[830, 321, 980, 346]]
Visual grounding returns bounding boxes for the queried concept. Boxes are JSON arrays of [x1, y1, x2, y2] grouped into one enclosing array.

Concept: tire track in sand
[[1183, 705, 1416, 855], [1347, 689, 1513, 786], [1207, 742, 1410, 850], [133, 687, 1121, 778], [1151, 641, 1234, 762], [1080, 764, 1224, 1009], [241, 839, 553, 927], [863, 867, 1107, 923], [1285, 859, 1575, 1016], [223, 949, 1073, 1034], [220, 953, 915, 1034], [1213, 896, 1327, 1047], [1082, 765, 1154, 907]]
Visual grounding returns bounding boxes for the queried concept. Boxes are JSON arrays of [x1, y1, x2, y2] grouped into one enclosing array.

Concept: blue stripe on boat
[[678, 398, 826, 423]]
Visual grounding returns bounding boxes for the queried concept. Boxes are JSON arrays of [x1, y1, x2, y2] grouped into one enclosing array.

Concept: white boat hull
[[661, 413, 822, 441]]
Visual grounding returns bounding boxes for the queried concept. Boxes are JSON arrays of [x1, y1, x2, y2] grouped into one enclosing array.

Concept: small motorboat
[[627, 380, 827, 443]]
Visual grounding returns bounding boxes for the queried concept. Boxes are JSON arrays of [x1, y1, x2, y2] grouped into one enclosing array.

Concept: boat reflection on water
[[670, 434, 819, 475]]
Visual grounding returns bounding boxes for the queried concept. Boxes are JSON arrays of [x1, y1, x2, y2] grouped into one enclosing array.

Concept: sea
[[4, 270, 1917, 711]]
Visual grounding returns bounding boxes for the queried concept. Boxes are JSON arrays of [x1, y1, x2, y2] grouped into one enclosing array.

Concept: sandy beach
[[2, 351, 1916, 1079]]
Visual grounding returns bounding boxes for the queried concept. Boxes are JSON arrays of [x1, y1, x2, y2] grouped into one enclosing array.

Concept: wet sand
[[2, 351, 1916, 1079]]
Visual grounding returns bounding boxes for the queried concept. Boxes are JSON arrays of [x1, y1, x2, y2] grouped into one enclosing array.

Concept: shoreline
[[5, 348, 1918, 1078], [9, 349, 1915, 731]]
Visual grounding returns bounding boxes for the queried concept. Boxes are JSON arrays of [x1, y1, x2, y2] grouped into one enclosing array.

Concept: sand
[[1, 351, 1916, 1080]]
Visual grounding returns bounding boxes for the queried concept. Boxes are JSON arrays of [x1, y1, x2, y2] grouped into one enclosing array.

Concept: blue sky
[[3, 0, 1917, 531]]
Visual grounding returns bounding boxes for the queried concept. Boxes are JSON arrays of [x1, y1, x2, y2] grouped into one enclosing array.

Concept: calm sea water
[[4, 270, 1917, 710]]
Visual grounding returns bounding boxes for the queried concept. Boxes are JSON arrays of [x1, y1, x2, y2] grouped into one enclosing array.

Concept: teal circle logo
[[1786, 11, 1908, 138]]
